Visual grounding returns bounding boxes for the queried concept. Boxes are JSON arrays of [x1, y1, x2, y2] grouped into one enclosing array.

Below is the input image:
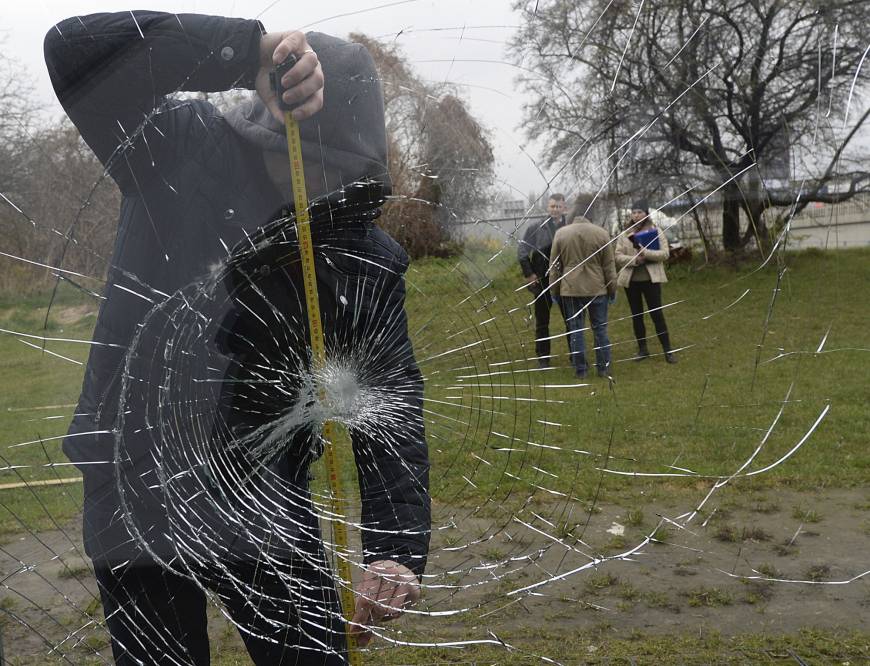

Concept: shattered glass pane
[[0, 2, 868, 664]]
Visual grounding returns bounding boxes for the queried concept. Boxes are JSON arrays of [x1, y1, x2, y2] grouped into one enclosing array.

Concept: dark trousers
[[529, 280, 567, 361], [624, 281, 672, 353], [94, 556, 346, 666]]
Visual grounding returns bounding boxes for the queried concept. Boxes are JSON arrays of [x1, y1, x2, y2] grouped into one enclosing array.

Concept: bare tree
[[351, 33, 494, 257], [0, 38, 120, 291], [511, 0, 870, 252], [0, 43, 40, 206], [20, 121, 121, 276], [0, 46, 37, 147], [0, 43, 47, 288]]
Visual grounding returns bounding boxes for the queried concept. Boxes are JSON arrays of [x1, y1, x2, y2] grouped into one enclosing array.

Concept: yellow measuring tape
[[284, 112, 363, 664]]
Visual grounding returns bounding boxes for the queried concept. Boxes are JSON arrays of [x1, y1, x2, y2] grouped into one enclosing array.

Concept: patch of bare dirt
[[0, 488, 867, 663], [422, 488, 870, 641], [51, 305, 96, 326]]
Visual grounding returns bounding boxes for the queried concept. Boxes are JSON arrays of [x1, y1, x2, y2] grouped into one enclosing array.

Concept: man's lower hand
[[349, 560, 420, 647]]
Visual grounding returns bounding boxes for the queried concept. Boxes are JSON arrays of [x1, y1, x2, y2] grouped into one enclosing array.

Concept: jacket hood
[[224, 32, 392, 203]]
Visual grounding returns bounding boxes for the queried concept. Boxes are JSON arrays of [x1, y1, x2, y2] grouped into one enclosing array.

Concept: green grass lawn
[[2, 248, 868, 532], [0, 287, 97, 535], [202, 627, 869, 665], [404, 246, 869, 509], [0, 248, 868, 664]]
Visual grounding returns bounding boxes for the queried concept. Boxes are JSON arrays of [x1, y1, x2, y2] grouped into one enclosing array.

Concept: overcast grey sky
[[5, 0, 567, 201]]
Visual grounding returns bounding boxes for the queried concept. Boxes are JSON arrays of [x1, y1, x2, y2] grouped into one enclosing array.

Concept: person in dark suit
[[517, 193, 569, 367]]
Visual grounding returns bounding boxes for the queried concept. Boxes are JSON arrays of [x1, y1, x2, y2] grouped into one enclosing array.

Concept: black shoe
[[634, 345, 650, 361], [538, 360, 551, 369], [665, 352, 678, 364], [575, 370, 587, 379]]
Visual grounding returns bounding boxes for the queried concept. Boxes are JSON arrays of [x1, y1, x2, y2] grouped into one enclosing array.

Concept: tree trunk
[[690, 208, 713, 261], [684, 188, 713, 262], [741, 199, 768, 253], [721, 180, 742, 251]]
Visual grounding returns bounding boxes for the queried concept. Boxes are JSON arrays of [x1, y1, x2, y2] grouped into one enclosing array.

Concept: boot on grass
[[634, 341, 650, 361]]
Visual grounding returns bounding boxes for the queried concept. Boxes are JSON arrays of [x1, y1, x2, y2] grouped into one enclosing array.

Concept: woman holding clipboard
[[615, 200, 677, 363]]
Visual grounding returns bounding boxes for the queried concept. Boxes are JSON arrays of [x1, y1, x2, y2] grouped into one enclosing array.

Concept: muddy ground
[[0, 488, 867, 663]]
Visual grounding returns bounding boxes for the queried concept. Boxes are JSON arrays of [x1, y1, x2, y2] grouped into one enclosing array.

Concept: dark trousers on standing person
[[561, 295, 611, 376], [529, 279, 566, 366], [624, 281, 672, 355], [92, 525, 347, 666], [93, 559, 346, 666]]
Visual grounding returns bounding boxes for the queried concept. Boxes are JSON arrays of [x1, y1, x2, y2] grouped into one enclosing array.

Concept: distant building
[[501, 199, 528, 218]]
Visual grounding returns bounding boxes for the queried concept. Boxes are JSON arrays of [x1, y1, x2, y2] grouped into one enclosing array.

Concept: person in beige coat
[[549, 200, 617, 378], [615, 199, 677, 363]]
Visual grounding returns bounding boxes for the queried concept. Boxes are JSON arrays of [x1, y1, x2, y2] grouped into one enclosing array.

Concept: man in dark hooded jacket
[[45, 11, 429, 665], [517, 193, 569, 367]]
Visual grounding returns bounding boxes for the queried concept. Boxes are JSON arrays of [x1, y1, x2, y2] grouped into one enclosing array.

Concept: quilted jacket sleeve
[[44, 11, 263, 193]]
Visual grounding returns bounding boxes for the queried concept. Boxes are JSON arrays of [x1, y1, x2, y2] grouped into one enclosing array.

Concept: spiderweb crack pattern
[[0, 2, 868, 665]]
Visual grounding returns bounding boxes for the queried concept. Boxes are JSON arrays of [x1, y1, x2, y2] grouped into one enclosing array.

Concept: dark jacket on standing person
[[517, 215, 566, 279], [549, 216, 617, 298], [45, 11, 430, 576]]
